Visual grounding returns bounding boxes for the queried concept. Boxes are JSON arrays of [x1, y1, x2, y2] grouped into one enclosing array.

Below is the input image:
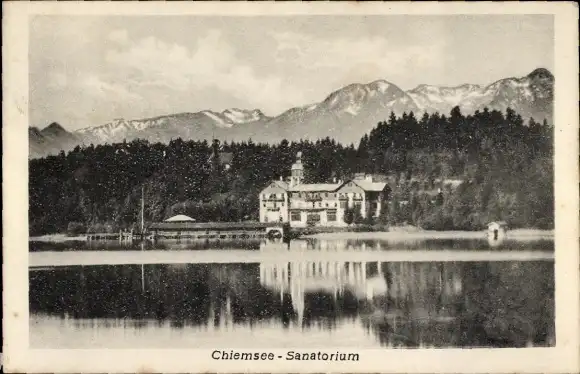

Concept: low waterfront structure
[[147, 221, 288, 241]]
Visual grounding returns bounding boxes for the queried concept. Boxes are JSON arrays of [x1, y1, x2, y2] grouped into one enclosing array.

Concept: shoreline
[[29, 228, 554, 243], [29, 234, 87, 243], [302, 228, 554, 242]]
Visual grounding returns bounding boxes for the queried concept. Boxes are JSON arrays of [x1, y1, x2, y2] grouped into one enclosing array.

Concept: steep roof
[[273, 180, 289, 189], [351, 180, 389, 192], [289, 183, 342, 192], [260, 180, 289, 192]]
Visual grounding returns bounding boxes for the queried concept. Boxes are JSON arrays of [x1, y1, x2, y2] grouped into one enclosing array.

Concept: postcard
[[3, 1, 579, 373]]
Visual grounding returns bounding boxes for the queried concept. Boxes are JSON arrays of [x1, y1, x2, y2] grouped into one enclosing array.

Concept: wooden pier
[[87, 230, 143, 242], [87, 232, 124, 241]]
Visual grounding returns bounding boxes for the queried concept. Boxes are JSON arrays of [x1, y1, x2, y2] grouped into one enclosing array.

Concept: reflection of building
[[259, 260, 464, 328], [260, 260, 387, 326], [259, 152, 391, 226], [207, 294, 234, 330], [286, 239, 381, 252], [259, 239, 290, 252]]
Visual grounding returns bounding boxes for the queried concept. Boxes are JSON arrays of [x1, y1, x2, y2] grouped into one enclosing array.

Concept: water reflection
[[30, 256, 554, 348], [29, 237, 554, 252], [284, 238, 553, 252], [29, 239, 264, 252]]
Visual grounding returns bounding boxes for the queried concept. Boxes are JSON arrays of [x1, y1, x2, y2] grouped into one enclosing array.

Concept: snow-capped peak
[[30, 68, 553, 159], [221, 108, 265, 124], [368, 80, 391, 94], [408, 83, 486, 110], [202, 110, 232, 128]]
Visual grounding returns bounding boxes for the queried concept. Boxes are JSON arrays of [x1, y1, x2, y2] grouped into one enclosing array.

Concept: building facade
[[258, 179, 290, 224], [259, 152, 391, 227]]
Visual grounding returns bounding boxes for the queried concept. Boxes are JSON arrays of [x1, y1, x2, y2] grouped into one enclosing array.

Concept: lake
[[29, 238, 555, 349]]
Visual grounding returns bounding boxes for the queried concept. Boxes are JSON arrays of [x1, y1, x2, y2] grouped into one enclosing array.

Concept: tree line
[[29, 106, 553, 235]]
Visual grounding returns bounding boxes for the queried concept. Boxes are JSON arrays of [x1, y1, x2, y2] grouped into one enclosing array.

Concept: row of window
[[262, 193, 285, 200], [290, 192, 364, 199], [262, 192, 369, 200], [292, 201, 338, 208], [263, 202, 285, 208], [290, 210, 337, 222], [263, 201, 380, 209], [263, 216, 285, 223]]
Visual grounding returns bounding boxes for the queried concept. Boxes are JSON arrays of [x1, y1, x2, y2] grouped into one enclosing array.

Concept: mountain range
[[29, 68, 554, 159]]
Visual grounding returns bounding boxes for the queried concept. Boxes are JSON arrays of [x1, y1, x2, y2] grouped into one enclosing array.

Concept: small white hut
[[488, 221, 508, 241]]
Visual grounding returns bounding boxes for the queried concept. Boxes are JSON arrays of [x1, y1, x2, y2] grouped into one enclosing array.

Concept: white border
[[3, 2, 579, 373]]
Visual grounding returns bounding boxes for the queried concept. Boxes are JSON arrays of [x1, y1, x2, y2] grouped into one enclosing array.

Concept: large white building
[[259, 152, 391, 227]]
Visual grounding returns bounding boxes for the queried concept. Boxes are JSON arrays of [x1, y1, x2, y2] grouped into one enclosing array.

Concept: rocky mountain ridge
[[29, 68, 554, 158]]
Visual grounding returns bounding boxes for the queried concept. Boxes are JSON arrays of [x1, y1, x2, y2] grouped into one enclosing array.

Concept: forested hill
[[29, 106, 554, 235]]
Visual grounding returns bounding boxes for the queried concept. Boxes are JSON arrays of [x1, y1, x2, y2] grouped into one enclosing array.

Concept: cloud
[[82, 74, 142, 101], [272, 31, 448, 84], [108, 29, 129, 45], [104, 30, 303, 114], [47, 71, 68, 89]]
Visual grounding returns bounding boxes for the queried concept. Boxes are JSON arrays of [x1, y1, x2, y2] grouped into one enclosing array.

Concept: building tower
[[210, 138, 221, 170], [290, 151, 304, 187]]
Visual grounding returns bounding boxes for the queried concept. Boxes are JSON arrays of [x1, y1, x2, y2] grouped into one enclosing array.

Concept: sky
[[29, 15, 554, 130]]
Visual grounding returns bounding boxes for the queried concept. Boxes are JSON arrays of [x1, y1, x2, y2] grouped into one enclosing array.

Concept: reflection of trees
[[29, 237, 554, 253], [152, 239, 262, 251], [285, 238, 554, 252], [29, 259, 555, 348], [460, 261, 555, 347], [29, 263, 288, 329], [29, 239, 265, 253], [360, 262, 465, 348], [206, 264, 286, 326], [30, 264, 214, 325]]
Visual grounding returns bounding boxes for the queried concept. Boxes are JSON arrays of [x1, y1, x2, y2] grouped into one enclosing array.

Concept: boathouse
[[488, 221, 508, 240], [147, 221, 289, 241]]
